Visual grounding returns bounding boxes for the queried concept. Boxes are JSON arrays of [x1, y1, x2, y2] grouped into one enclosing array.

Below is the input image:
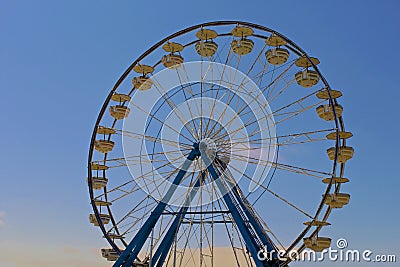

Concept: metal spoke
[[225, 162, 314, 219]]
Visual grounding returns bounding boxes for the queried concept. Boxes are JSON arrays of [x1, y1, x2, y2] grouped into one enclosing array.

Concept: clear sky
[[1, 0, 399, 266]]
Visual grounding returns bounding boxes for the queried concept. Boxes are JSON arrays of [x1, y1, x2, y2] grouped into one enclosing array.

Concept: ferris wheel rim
[[87, 20, 349, 266]]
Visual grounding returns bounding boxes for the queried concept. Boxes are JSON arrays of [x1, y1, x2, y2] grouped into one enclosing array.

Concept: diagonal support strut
[[113, 146, 200, 267], [152, 171, 207, 267], [199, 142, 279, 267]]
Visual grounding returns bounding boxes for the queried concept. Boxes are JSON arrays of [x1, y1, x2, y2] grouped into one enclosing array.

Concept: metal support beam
[[113, 146, 200, 267], [153, 171, 206, 267], [198, 142, 266, 267], [216, 158, 280, 264]]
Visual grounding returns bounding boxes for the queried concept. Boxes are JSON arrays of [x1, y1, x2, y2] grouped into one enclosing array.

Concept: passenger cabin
[[324, 193, 350, 208], [265, 48, 289, 65], [132, 76, 153, 91], [316, 104, 343, 121], [326, 131, 353, 140], [196, 28, 218, 57], [196, 41, 218, 57], [304, 237, 331, 252], [91, 163, 109, 170], [231, 39, 254, 55], [90, 176, 108, 190], [111, 93, 131, 103], [94, 139, 114, 153], [295, 70, 320, 87], [162, 42, 184, 53], [109, 105, 130, 120], [94, 200, 112, 207], [295, 56, 320, 68], [105, 233, 124, 240], [89, 213, 110, 226], [316, 89, 342, 100], [326, 146, 354, 163], [231, 26, 254, 55], [196, 28, 218, 40], [266, 35, 287, 47], [97, 126, 116, 135], [162, 54, 184, 69], [101, 248, 123, 261], [133, 64, 154, 75], [322, 177, 349, 185], [160, 43, 184, 68]]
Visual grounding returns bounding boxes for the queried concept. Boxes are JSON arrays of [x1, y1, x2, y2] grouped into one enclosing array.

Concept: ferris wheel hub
[[199, 138, 217, 159]]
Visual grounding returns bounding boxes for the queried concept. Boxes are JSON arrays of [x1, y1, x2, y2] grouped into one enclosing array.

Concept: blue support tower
[[216, 158, 280, 263], [152, 171, 206, 267], [113, 146, 200, 267], [113, 142, 279, 267], [199, 142, 267, 267]]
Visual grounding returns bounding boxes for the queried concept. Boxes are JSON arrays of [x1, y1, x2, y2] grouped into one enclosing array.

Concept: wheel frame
[[87, 21, 348, 266]]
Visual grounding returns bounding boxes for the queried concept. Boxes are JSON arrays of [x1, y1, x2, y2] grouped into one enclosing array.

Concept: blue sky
[[1, 0, 399, 266]]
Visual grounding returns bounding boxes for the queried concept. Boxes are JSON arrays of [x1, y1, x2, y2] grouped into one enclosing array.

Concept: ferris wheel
[[87, 21, 354, 267]]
